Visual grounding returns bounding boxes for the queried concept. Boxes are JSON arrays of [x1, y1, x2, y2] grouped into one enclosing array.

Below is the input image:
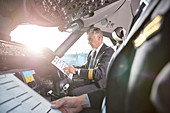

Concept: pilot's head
[[87, 27, 103, 49]]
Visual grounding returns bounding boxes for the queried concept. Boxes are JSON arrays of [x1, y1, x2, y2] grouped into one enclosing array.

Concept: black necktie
[[89, 50, 96, 69]]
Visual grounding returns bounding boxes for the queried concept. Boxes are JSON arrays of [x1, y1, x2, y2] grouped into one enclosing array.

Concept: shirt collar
[[93, 43, 103, 55]]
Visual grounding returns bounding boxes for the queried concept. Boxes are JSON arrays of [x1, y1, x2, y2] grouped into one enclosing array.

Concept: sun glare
[[10, 25, 70, 52], [10, 25, 113, 54]]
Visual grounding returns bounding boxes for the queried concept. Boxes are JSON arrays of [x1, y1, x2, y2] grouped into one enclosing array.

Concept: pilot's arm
[[51, 89, 105, 112], [64, 47, 113, 87]]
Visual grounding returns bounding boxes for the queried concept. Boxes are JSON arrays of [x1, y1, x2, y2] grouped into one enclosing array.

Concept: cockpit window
[[10, 25, 71, 52], [62, 33, 113, 66], [11, 25, 113, 66]]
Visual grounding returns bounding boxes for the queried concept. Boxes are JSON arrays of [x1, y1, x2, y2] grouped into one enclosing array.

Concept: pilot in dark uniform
[[64, 27, 114, 96], [106, 0, 170, 112], [51, 0, 170, 113]]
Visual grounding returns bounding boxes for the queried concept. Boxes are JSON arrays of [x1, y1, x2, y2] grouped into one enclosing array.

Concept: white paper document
[[51, 56, 73, 80], [0, 73, 61, 113]]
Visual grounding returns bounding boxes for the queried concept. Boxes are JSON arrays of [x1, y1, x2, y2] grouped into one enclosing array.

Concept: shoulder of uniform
[[105, 46, 114, 52]]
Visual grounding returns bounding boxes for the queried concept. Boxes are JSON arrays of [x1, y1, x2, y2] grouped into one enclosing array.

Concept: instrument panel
[[0, 40, 38, 57], [31, 0, 120, 31]]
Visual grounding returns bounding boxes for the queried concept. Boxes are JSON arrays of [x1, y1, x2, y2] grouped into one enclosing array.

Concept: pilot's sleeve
[[79, 47, 114, 81], [87, 89, 106, 109]]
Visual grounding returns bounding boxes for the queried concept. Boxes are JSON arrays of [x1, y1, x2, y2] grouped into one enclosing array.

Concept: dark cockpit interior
[[0, 0, 139, 94], [0, 0, 169, 113]]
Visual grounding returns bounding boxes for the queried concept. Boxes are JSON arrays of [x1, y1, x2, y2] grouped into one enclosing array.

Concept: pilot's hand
[[51, 94, 90, 113], [64, 65, 76, 74]]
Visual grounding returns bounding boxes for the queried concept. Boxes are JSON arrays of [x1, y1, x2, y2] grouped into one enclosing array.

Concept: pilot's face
[[88, 33, 101, 49]]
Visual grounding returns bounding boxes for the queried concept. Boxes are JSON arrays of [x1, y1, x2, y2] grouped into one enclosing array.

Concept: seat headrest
[[112, 27, 126, 42]]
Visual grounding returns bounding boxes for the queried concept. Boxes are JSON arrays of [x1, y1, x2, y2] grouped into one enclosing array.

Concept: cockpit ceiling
[[31, 0, 140, 33], [33, 0, 119, 26]]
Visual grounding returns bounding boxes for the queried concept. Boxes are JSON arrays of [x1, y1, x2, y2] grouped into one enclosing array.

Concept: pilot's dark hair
[[88, 27, 103, 38]]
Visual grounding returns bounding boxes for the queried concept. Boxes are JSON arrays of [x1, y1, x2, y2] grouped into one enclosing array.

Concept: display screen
[[22, 70, 37, 88]]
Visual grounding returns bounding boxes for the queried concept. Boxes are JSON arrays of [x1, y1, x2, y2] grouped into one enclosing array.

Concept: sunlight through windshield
[[10, 25, 70, 52]]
